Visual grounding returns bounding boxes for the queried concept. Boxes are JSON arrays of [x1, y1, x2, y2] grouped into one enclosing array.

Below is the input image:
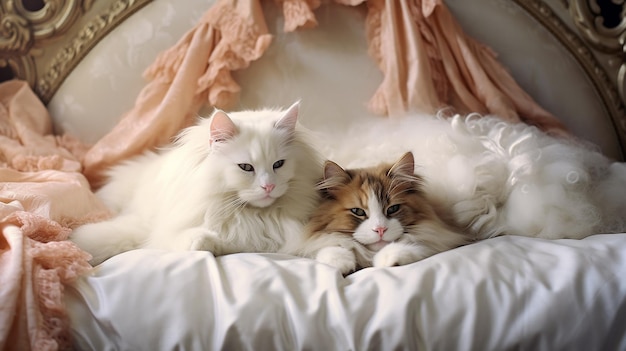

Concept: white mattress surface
[[65, 233, 626, 351]]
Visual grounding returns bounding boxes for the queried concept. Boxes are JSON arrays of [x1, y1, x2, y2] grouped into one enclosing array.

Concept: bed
[[2, 0, 626, 350]]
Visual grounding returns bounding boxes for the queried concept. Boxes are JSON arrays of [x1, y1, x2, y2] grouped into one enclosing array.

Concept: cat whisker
[[213, 194, 246, 218]]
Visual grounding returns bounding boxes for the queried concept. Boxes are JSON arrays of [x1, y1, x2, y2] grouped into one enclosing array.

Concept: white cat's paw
[[316, 247, 356, 275], [373, 243, 430, 268], [188, 229, 220, 253]]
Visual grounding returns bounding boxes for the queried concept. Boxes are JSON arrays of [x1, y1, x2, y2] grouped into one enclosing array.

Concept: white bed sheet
[[65, 233, 626, 351]]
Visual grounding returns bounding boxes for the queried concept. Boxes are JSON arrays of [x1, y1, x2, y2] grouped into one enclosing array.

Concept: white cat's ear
[[274, 100, 300, 133], [321, 160, 351, 189], [389, 152, 415, 176], [209, 110, 238, 145]]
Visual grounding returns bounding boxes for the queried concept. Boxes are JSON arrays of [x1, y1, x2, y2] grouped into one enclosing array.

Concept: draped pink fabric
[[284, 0, 567, 134], [0, 80, 108, 351], [81, 0, 568, 187], [81, 0, 272, 187], [364, 0, 445, 117]]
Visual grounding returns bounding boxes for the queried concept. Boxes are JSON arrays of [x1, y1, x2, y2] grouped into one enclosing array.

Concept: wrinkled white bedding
[[65, 233, 626, 351]]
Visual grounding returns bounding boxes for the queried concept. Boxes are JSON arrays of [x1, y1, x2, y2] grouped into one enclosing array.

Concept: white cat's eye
[[350, 208, 366, 217], [238, 163, 255, 172], [273, 160, 285, 169], [386, 204, 400, 216]]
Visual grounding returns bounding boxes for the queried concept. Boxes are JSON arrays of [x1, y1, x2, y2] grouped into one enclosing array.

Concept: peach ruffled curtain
[[82, 0, 567, 187], [304, 0, 567, 133], [82, 0, 272, 187]]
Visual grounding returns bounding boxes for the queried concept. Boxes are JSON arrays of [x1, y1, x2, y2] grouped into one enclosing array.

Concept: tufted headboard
[[1, 0, 625, 159]]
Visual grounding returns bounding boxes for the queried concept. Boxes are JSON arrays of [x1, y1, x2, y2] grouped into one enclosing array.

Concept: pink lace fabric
[[0, 80, 109, 351], [82, 0, 272, 187], [282, 0, 568, 134]]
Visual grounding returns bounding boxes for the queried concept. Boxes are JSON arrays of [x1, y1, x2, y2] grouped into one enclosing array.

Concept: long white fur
[[71, 102, 322, 265], [316, 113, 626, 241]]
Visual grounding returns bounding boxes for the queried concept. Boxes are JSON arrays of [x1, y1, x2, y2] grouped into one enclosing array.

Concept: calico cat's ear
[[274, 100, 300, 133], [320, 160, 351, 189], [209, 110, 238, 145], [388, 152, 415, 176]]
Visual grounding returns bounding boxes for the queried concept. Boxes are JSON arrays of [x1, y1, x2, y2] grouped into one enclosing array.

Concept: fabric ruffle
[[144, 0, 272, 110], [1, 212, 92, 351], [276, 0, 321, 32], [83, 0, 272, 187], [279, 0, 568, 135]]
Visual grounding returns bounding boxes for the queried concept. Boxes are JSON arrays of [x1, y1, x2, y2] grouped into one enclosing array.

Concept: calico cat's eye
[[386, 204, 400, 216], [273, 160, 285, 170], [350, 208, 366, 217], [238, 163, 255, 172]]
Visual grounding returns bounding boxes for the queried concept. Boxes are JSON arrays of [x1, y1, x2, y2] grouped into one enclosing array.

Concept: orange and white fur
[[71, 101, 322, 265], [296, 152, 469, 274]]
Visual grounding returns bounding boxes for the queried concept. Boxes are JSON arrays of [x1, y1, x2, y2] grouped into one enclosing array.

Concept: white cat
[[71, 101, 322, 265]]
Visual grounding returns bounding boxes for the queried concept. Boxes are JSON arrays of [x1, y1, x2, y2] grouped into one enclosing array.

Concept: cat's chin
[[247, 197, 277, 208], [366, 240, 390, 251]]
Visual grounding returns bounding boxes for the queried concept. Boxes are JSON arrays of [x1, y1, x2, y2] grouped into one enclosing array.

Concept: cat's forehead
[[220, 127, 290, 163], [350, 169, 390, 191], [337, 166, 422, 207], [228, 108, 285, 125], [335, 171, 386, 204], [225, 135, 287, 160], [231, 113, 293, 140], [335, 180, 370, 206]]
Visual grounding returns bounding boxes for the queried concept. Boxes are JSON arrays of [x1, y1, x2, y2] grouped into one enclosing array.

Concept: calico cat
[[71, 101, 322, 265], [297, 152, 470, 274]]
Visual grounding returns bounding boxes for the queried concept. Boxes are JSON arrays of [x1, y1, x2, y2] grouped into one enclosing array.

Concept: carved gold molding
[[0, 0, 153, 103], [568, 0, 626, 53], [513, 0, 626, 158], [567, 0, 626, 115], [0, 0, 89, 53]]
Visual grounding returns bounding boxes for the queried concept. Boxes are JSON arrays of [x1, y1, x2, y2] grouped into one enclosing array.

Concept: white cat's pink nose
[[374, 226, 387, 238], [262, 184, 275, 193]]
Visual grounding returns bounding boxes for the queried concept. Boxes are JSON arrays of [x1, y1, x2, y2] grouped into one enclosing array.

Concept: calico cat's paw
[[373, 243, 432, 268], [316, 246, 356, 274]]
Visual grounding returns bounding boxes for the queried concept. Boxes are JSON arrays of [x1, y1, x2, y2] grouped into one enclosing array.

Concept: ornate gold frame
[[0, 0, 153, 104], [513, 0, 626, 156], [567, 0, 626, 109]]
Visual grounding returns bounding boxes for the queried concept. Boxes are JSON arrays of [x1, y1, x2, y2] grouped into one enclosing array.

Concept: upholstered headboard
[[1, 0, 625, 159]]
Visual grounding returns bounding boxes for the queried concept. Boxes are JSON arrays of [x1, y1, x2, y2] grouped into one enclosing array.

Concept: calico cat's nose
[[262, 183, 275, 193], [374, 226, 387, 238]]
